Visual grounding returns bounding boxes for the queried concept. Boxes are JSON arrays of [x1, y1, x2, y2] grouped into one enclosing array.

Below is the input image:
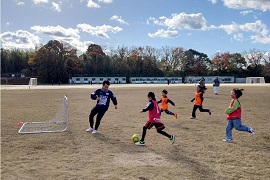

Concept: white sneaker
[[86, 127, 93, 132], [92, 130, 98, 134], [249, 127, 255, 135], [223, 139, 233, 143]]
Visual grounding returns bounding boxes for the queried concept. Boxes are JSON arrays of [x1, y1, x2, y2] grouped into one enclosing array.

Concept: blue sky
[[1, 0, 270, 57]]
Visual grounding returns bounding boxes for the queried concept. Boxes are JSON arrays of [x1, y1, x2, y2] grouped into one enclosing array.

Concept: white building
[[70, 77, 126, 84], [129, 77, 182, 84], [185, 76, 235, 83]]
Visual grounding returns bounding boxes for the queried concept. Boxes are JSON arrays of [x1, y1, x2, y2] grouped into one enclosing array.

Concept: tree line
[[1, 40, 270, 83]]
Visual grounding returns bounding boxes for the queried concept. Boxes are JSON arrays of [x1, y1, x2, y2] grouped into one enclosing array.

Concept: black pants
[[192, 105, 210, 118], [89, 106, 107, 130]]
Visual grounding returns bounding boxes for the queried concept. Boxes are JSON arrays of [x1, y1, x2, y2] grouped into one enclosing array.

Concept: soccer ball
[[132, 134, 139, 143]]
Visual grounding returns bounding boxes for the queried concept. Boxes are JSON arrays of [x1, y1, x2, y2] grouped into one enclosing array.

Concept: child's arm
[[225, 100, 240, 114], [157, 99, 162, 104], [141, 101, 153, 112], [191, 98, 195, 102], [167, 99, 175, 106]]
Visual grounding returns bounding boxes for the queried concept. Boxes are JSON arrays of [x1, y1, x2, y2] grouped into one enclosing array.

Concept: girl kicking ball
[[135, 92, 175, 146]]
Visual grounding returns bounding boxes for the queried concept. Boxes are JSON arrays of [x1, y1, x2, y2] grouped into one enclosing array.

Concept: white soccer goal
[[28, 78, 37, 88], [246, 77, 265, 83], [18, 96, 68, 134]]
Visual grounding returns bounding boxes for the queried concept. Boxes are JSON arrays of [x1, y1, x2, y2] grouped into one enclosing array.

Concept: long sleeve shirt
[[91, 89, 117, 111]]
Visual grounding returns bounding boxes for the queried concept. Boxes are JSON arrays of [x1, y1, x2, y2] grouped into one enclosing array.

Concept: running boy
[[135, 92, 175, 146], [223, 88, 255, 142], [157, 89, 177, 119], [191, 85, 211, 119], [86, 80, 117, 134]]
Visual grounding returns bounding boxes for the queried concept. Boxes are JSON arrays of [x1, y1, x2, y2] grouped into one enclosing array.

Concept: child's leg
[[140, 126, 147, 142], [192, 105, 198, 117], [164, 110, 175, 116], [226, 120, 234, 140], [155, 124, 171, 138], [198, 106, 210, 113], [232, 119, 249, 132]]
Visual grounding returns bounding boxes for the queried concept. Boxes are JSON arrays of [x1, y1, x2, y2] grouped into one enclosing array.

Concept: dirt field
[[1, 84, 270, 180]]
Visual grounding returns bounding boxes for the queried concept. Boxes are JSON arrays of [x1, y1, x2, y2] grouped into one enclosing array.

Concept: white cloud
[[148, 13, 208, 30], [87, 0, 101, 8], [240, 10, 253, 15], [31, 25, 80, 38], [30, 25, 94, 52], [98, 0, 113, 3], [251, 29, 270, 44], [77, 23, 122, 39], [32, 0, 49, 4], [0, 30, 40, 50], [223, 0, 270, 11], [17, 2, 25, 6], [110, 15, 129, 25], [52, 2, 61, 12], [148, 29, 179, 38], [219, 20, 265, 34], [233, 33, 244, 41], [209, 0, 217, 4]]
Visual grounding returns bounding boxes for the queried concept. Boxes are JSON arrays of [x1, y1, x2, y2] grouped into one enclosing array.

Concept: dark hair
[[148, 92, 156, 100], [233, 88, 244, 98], [103, 80, 110, 86], [162, 89, 168, 94]]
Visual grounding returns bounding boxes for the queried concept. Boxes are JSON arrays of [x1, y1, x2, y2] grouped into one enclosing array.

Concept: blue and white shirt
[[91, 89, 117, 110]]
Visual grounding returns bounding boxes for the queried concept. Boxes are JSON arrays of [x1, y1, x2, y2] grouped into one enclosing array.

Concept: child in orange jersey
[[223, 88, 255, 143], [190, 85, 211, 119], [157, 89, 177, 119]]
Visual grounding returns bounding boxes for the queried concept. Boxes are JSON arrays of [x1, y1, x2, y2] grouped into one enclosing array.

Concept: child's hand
[[96, 97, 100, 101]]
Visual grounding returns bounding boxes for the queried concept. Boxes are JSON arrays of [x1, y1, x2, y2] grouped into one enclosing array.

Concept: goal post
[[246, 77, 265, 83], [18, 96, 68, 134], [28, 78, 37, 88]]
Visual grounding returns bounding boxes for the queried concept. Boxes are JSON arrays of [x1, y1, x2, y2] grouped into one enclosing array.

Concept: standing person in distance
[[191, 85, 211, 119], [86, 80, 117, 134], [198, 77, 207, 91], [213, 77, 220, 95], [223, 88, 255, 142], [135, 92, 175, 146], [157, 89, 177, 119]]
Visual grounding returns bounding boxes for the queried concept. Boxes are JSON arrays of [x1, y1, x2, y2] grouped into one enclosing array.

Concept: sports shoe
[[86, 127, 93, 132], [190, 117, 196, 119], [92, 130, 98, 134], [208, 110, 211, 115], [223, 139, 233, 143], [170, 135, 175, 145], [174, 113, 178, 119], [135, 141, 145, 146], [249, 127, 255, 135]]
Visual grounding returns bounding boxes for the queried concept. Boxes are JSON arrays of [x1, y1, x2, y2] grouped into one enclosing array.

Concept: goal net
[[28, 78, 37, 86], [246, 77, 265, 83], [18, 96, 68, 134]]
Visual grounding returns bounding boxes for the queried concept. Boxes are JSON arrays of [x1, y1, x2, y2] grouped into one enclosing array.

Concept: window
[[100, 78, 103, 81], [84, 78, 88, 81], [76, 78, 80, 81], [92, 78, 95, 81]]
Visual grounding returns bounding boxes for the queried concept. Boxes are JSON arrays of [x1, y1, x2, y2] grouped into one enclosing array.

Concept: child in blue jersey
[[86, 80, 117, 134]]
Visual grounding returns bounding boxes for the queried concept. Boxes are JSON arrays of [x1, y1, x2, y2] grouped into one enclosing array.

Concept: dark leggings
[[89, 106, 107, 130], [192, 105, 210, 118], [140, 126, 171, 142]]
